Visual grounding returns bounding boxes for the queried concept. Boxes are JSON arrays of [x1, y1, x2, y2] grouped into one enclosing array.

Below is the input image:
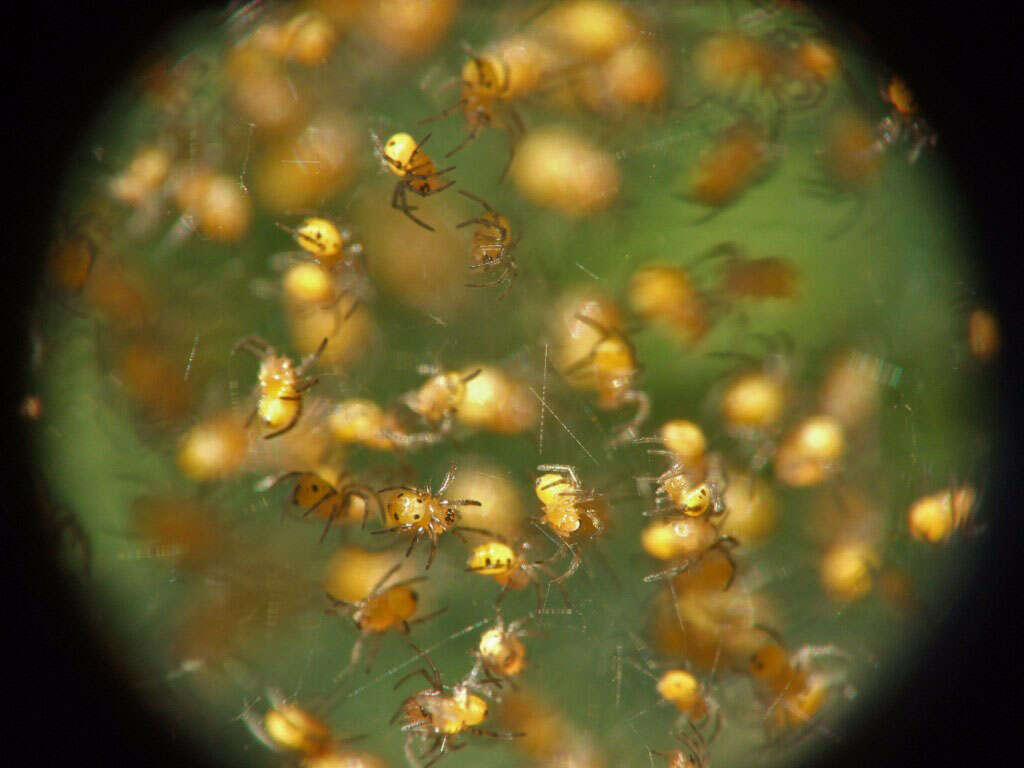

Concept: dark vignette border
[[3, 1, 1019, 766]]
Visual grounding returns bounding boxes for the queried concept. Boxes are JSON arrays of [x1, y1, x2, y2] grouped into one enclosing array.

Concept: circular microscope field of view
[[30, 2, 999, 768]]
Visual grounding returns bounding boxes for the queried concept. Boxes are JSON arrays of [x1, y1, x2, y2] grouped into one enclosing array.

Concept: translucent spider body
[[636, 438, 724, 517], [692, 28, 836, 115], [374, 466, 484, 569], [640, 456, 735, 584], [246, 10, 338, 67], [422, 50, 525, 177], [748, 641, 846, 734], [652, 420, 709, 474], [562, 314, 650, 445], [781, 38, 840, 97], [640, 516, 737, 585], [627, 264, 713, 347], [473, 612, 529, 681], [328, 398, 410, 452], [456, 191, 518, 292], [406, 365, 476, 423], [277, 216, 365, 273], [376, 132, 455, 231], [877, 77, 937, 163], [819, 539, 880, 603], [177, 409, 249, 482], [397, 364, 482, 445], [233, 335, 326, 438], [47, 226, 97, 300], [654, 461, 724, 519], [687, 124, 774, 209], [703, 242, 800, 300], [453, 364, 538, 435], [326, 562, 443, 671], [907, 485, 976, 543], [264, 468, 379, 542], [713, 334, 795, 463], [510, 125, 621, 215], [243, 688, 352, 760], [656, 670, 721, 739], [109, 144, 172, 207], [648, 722, 710, 768], [773, 414, 845, 487], [968, 308, 1000, 362], [393, 645, 522, 768], [126, 496, 223, 570], [692, 31, 777, 96], [534, 465, 605, 583], [466, 537, 567, 608]]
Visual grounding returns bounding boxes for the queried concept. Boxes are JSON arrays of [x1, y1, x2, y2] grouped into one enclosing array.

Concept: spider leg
[[232, 335, 274, 358], [420, 738, 446, 768], [498, 578, 517, 607], [362, 632, 384, 673], [583, 507, 605, 536], [393, 666, 438, 692], [572, 313, 613, 339], [387, 574, 430, 592], [495, 267, 516, 300], [406, 531, 423, 558], [431, 177, 456, 194], [263, 404, 302, 439], [301, 488, 339, 519], [295, 336, 328, 375], [412, 132, 435, 152], [409, 605, 448, 626], [436, 465, 458, 495], [424, 537, 439, 570], [706, 702, 723, 744], [444, 125, 481, 157], [467, 253, 507, 270], [710, 538, 739, 588], [370, 524, 412, 536], [451, 526, 492, 544], [561, 349, 597, 376], [551, 542, 581, 584], [643, 560, 692, 583], [419, 99, 468, 125], [258, 470, 303, 492], [609, 389, 651, 447], [405, 641, 444, 688], [383, 428, 444, 448], [343, 633, 366, 673], [393, 182, 435, 232], [367, 561, 404, 595], [455, 526, 498, 542], [403, 733, 425, 768], [465, 266, 514, 291], [498, 104, 525, 182], [318, 501, 341, 542], [241, 706, 282, 752], [537, 464, 582, 488], [324, 592, 353, 613], [456, 189, 494, 213], [552, 577, 573, 610], [340, 485, 381, 529], [468, 727, 524, 740]]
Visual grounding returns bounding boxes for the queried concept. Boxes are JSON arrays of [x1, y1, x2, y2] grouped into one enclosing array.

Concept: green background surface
[[34, 2, 996, 767]]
